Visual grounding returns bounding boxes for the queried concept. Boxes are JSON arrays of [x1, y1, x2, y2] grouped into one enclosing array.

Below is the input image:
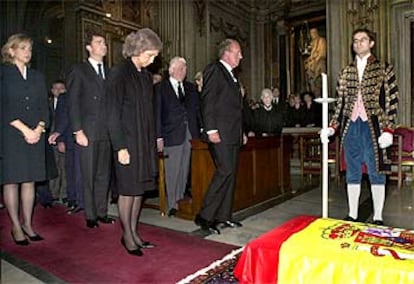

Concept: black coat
[[1, 65, 50, 184], [67, 61, 109, 141], [107, 59, 158, 194], [201, 61, 243, 145], [303, 102, 322, 127], [251, 106, 285, 136], [54, 94, 76, 149], [155, 79, 201, 146]]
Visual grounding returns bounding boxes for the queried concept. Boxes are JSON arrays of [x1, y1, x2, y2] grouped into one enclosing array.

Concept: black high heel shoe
[[138, 241, 156, 249], [120, 238, 143, 256], [11, 232, 29, 246], [22, 228, 44, 241]]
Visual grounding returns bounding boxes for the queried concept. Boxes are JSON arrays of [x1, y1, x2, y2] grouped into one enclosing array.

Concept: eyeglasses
[[353, 37, 370, 44]]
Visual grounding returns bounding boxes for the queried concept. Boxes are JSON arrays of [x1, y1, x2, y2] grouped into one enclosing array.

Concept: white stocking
[[347, 184, 361, 219], [371, 184, 385, 221]]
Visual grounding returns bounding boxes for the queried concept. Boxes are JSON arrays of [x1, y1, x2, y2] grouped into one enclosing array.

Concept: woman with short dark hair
[[107, 28, 162, 256]]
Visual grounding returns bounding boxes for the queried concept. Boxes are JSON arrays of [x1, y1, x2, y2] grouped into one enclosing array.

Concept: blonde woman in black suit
[[1, 33, 49, 245]]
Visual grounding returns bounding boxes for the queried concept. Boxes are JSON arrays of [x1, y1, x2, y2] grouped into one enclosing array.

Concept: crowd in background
[[0, 30, 321, 252]]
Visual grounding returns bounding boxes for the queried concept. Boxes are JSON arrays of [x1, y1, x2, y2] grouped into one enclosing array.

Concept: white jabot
[[356, 53, 370, 83], [351, 53, 370, 122]]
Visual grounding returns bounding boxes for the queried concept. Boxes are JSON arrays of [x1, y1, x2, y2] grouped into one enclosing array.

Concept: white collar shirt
[[220, 60, 237, 82], [88, 57, 105, 79]]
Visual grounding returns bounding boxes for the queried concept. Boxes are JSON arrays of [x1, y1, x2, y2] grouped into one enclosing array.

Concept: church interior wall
[[0, 0, 412, 126]]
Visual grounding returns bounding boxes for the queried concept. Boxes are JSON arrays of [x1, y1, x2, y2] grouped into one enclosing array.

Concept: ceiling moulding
[[209, 0, 256, 22]]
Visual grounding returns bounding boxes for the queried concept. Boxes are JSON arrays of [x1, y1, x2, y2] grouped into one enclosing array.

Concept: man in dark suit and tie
[[48, 90, 84, 214], [155, 57, 202, 217], [195, 38, 246, 234], [67, 31, 114, 228], [48, 80, 67, 202]]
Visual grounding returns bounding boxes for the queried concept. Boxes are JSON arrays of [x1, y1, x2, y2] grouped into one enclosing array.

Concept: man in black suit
[[67, 32, 114, 228], [155, 57, 202, 217], [48, 80, 67, 202], [49, 92, 84, 214], [195, 39, 245, 234]]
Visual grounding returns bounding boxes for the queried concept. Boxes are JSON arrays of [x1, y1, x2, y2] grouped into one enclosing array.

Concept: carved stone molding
[[346, 0, 379, 28], [194, 0, 206, 36], [210, 14, 248, 45]]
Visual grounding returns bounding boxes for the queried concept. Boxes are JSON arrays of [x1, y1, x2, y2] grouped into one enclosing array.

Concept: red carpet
[[0, 205, 238, 283]]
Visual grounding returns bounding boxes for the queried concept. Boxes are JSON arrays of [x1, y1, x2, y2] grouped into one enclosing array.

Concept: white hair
[[260, 88, 273, 100], [168, 56, 186, 75]]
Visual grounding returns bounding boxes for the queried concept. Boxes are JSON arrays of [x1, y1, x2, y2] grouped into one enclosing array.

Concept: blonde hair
[[194, 71, 203, 81], [1, 33, 33, 64]]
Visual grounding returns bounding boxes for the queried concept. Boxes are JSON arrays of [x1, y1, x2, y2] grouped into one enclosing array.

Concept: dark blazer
[[67, 61, 109, 141], [251, 105, 285, 136], [155, 79, 201, 146], [1, 64, 50, 183], [201, 61, 242, 144], [54, 93, 75, 149]]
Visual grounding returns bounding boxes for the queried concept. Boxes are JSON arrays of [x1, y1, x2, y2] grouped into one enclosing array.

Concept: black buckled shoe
[[372, 220, 384, 226], [344, 216, 357, 222]]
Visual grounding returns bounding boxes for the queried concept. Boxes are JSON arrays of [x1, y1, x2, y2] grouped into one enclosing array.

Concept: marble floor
[[2, 173, 414, 283]]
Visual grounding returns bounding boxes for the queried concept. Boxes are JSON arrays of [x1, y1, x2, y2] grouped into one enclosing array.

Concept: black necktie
[[178, 82, 184, 103], [230, 69, 237, 82], [97, 63, 104, 79]]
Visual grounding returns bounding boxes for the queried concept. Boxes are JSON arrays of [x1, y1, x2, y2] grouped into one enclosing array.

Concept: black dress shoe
[[344, 216, 357, 222], [67, 206, 83, 215], [22, 228, 44, 241], [194, 214, 221, 234], [121, 238, 143, 256], [219, 220, 243, 228], [168, 208, 177, 217], [372, 220, 384, 226], [41, 203, 53, 208], [67, 201, 76, 208], [11, 232, 29, 246], [97, 216, 116, 224], [138, 241, 156, 249], [207, 224, 221, 234], [86, 219, 99, 228]]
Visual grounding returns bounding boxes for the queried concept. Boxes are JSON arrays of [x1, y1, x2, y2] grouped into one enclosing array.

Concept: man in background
[[155, 57, 201, 217], [48, 80, 67, 203]]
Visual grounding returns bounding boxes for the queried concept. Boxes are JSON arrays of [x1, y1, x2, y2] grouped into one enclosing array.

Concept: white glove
[[320, 127, 335, 144], [378, 132, 393, 149]]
